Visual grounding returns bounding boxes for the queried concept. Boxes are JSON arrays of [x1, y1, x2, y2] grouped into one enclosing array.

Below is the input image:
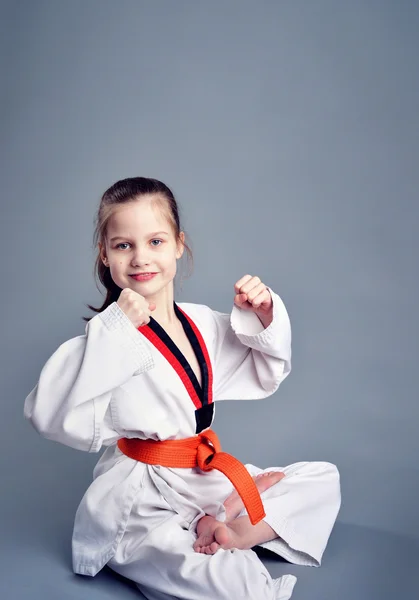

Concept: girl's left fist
[[234, 275, 273, 316]]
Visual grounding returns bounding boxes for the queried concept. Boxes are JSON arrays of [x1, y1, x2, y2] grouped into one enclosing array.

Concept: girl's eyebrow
[[110, 231, 169, 242]]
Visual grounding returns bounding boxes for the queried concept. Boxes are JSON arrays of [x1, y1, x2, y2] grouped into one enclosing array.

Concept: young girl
[[24, 177, 341, 600]]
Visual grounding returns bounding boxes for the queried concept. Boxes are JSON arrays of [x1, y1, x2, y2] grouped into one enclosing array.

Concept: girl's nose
[[132, 247, 152, 266]]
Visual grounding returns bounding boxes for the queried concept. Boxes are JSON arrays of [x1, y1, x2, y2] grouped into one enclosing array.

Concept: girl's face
[[99, 197, 184, 298]]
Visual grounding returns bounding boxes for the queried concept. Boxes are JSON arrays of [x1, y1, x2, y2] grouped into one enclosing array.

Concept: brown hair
[[82, 177, 193, 323]]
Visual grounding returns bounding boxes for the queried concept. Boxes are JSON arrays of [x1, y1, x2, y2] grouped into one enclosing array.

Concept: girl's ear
[[98, 241, 107, 264], [176, 232, 185, 259]]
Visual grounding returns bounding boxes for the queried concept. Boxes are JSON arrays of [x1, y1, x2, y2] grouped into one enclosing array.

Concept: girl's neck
[[152, 308, 179, 328], [145, 286, 178, 328]]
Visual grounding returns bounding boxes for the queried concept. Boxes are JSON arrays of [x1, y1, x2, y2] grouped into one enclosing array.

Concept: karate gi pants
[[107, 459, 341, 600]]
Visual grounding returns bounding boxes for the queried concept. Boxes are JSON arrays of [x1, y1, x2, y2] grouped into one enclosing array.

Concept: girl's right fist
[[117, 288, 156, 328]]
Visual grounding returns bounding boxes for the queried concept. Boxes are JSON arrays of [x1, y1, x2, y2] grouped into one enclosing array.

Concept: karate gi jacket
[[23, 286, 291, 576]]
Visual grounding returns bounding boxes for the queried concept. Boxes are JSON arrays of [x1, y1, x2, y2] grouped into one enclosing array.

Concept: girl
[[24, 177, 341, 600]]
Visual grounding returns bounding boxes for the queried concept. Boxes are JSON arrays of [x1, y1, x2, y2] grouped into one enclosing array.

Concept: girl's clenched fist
[[117, 288, 156, 328], [233, 275, 273, 326]]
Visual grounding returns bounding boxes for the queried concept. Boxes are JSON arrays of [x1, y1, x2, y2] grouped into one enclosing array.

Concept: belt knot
[[196, 429, 222, 470]]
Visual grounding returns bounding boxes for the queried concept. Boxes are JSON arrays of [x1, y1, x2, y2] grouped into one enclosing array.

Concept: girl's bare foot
[[193, 471, 285, 554], [193, 515, 228, 554], [193, 514, 278, 554]]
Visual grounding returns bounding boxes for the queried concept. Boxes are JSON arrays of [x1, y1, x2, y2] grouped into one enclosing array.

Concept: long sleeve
[[211, 287, 291, 401], [23, 302, 154, 453]]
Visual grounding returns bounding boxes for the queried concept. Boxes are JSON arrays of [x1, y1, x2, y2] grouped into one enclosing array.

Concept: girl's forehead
[[107, 201, 171, 237]]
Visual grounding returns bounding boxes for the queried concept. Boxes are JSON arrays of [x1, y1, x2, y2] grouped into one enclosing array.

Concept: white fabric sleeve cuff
[[97, 301, 154, 375], [230, 286, 291, 360]]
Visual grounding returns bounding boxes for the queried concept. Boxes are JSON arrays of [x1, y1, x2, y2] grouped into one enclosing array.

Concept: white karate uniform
[[24, 287, 341, 600]]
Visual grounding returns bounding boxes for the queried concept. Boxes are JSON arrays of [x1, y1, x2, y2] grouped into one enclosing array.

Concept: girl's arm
[[211, 287, 291, 401], [23, 303, 154, 453]]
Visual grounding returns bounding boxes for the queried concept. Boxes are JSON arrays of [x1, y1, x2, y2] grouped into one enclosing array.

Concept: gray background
[[1, 0, 418, 598]]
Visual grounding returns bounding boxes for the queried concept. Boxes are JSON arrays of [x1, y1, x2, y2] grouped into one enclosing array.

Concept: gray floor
[[2, 515, 417, 599]]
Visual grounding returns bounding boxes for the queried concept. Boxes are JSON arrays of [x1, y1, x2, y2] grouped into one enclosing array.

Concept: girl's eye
[[116, 240, 162, 250]]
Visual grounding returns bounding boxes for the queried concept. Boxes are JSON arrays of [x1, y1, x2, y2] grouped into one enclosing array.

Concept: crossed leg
[[193, 471, 285, 554]]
